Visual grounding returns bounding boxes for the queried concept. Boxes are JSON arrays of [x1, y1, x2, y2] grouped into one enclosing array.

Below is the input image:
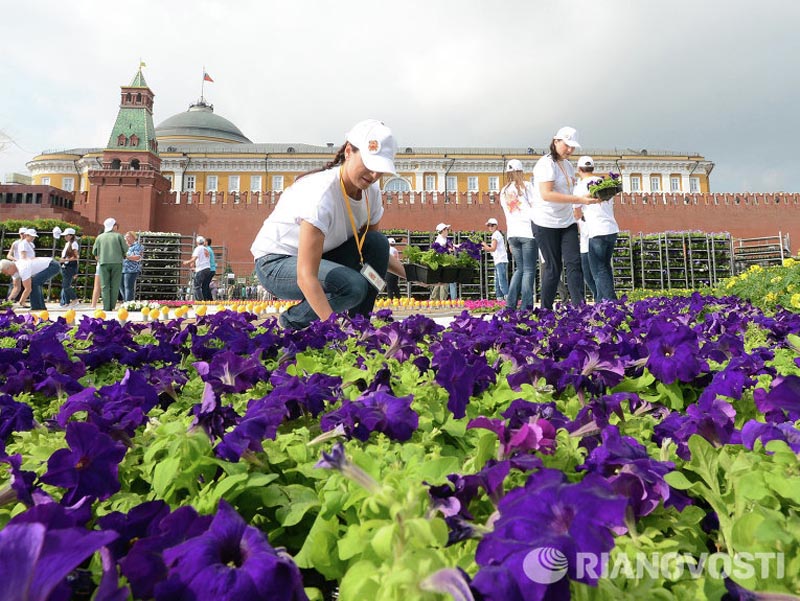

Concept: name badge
[[360, 262, 386, 292]]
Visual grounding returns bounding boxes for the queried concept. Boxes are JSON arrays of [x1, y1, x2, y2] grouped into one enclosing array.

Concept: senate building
[[4, 67, 797, 276]]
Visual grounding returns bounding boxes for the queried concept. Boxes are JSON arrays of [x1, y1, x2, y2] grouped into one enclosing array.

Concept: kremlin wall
[[2, 68, 798, 276]]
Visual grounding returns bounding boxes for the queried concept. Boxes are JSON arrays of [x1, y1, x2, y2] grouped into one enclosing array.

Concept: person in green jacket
[[92, 217, 128, 311]]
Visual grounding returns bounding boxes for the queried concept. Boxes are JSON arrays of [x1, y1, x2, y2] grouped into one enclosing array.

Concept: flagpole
[[201, 66, 205, 103]]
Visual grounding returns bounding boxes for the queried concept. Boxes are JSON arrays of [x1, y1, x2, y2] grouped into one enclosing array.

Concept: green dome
[[155, 101, 251, 144]]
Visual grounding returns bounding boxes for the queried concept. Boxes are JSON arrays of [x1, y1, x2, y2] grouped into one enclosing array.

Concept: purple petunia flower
[[740, 419, 800, 453], [41, 421, 128, 505], [315, 442, 379, 492], [156, 500, 308, 601], [468, 415, 556, 460], [215, 394, 288, 462], [0, 392, 35, 441], [194, 350, 269, 395], [753, 374, 800, 423], [471, 468, 628, 600], [320, 390, 418, 443], [432, 343, 496, 419], [644, 320, 708, 384], [653, 395, 738, 460]]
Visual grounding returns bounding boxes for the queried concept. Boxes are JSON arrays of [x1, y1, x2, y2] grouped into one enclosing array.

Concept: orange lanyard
[[339, 167, 370, 264], [556, 158, 574, 191]]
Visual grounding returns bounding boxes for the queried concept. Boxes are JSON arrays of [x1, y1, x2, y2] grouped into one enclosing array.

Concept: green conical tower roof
[[106, 67, 158, 153]]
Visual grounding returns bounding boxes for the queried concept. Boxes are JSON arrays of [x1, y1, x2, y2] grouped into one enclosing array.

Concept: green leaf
[[370, 523, 396, 560], [294, 514, 344, 580], [663, 471, 696, 491], [338, 560, 380, 600], [275, 485, 320, 527], [152, 456, 180, 497]]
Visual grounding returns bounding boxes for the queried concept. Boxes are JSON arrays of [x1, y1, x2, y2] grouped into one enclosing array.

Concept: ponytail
[[296, 143, 349, 181]]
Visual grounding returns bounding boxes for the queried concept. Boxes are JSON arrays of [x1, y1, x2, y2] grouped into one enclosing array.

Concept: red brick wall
[[12, 189, 799, 276]]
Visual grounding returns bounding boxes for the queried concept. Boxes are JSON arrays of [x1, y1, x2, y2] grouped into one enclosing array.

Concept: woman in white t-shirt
[[59, 228, 80, 306], [183, 236, 211, 301], [499, 160, 537, 310], [574, 156, 620, 301], [250, 119, 404, 330], [531, 126, 601, 310]]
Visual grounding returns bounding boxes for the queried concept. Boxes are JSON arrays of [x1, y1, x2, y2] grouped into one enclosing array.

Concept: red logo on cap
[[368, 140, 379, 152]]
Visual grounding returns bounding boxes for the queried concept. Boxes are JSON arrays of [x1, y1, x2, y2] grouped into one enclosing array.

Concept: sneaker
[[68, 300, 79, 307]]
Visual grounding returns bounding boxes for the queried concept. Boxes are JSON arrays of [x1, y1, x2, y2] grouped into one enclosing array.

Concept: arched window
[[126, 93, 132, 103], [383, 177, 411, 193], [129, 134, 139, 147], [117, 134, 127, 146], [111, 159, 122, 170], [130, 159, 141, 170], [136, 92, 142, 103]]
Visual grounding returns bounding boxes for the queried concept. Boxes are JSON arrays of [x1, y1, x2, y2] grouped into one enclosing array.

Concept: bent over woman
[[250, 119, 405, 329]]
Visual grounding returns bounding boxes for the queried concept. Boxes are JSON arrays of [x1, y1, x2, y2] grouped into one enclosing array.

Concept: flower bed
[[1, 295, 799, 600]]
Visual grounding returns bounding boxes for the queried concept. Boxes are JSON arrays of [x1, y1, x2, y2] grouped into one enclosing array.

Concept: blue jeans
[[121, 271, 140, 302], [506, 237, 538, 310], [60, 261, 78, 305], [30, 260, 61, 310], [534, 223, 584, 310], [581, 253, 597, 300], [588, 233, 618, 301], [193, 268, 211, 301], [449, 282, 458, 300], [255, 231, 390, 329], [494, 262, 509, 299]]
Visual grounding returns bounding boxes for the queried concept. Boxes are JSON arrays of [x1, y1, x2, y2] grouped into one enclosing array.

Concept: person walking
[[481, 217, 509, 301], [184, 236, 211, 301], [205, 237, 217, 300], [574, 156, 620, 301], [386, 238, 402, 299], [92, 217, 128, 312], [250, 119, 403, 330], [121, 231, 144, 302], [59, 228, 80, 307], [500, 160, 537, 310], [5, 227, 27, 302], [531, 126, 600, 310], [431, 223, 458, 301]]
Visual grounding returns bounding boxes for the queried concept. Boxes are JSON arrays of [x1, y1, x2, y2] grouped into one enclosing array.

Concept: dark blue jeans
[[588, 233, 618, 301], [60, 261, 78, 305], [506, 237, 538, 310], [193, 268, 211, 301], [121, 271, 140, 302], [534, 223, 584, 310], [494, 262, 509, 299], [581, 252, 597, 300], [255, 231, 390, 329], [30, 260, 61, 310]]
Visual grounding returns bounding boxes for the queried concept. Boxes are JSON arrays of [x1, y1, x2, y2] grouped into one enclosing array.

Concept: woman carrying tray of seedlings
[[250, 119, 405, 330]]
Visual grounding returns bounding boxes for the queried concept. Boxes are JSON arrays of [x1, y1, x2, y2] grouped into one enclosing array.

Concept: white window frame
[[488, 176, 499, 192], [272, 175, 284, 191], [62, 177, 75, 192], [650, 176, 661, 192], [424, 175, 436, 191], [228, 175, 240, 193], [41, 177, 50, 186], [630, 176, 640, 192], [445, 176, 457, 193], [384, 177, 411, 192], [670, 177, 681, 192], [250, 175, 262, 192], [185, 175, 196, 191], [690, 177, 700, 193], [467, 176, 479, 192], [206, 175, 218, 192]]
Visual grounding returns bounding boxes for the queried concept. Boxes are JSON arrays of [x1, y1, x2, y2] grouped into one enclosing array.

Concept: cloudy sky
[[1, 0, 798, 192]]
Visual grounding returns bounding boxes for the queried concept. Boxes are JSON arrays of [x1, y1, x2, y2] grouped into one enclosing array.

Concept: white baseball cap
[[505, 159, 524, 172], [388, 237, 396, 245], [25, 228, 38, 237], [554, 126, 581, 148], [486, 218, 499, 225], [578, 156, 594, 168], [103, 217, 116, 232], [63, 228, 76, 236], [18, 227, 27, 235], [435, 223, 451, 233], [345, 119, 397, 175], [196, 236, 205, 244]]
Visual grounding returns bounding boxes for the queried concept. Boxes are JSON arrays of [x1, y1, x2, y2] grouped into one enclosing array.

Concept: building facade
[[6, 68, 796, 275]]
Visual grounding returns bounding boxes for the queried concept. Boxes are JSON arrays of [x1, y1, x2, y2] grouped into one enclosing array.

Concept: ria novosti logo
[[522, 547, 569, 584], [523, 547, 785, 583]]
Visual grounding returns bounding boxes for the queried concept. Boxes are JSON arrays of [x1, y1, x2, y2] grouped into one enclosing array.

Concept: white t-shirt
[[61, 240, 80, 261], [251, 168, 384, 258], [389, 246, 399, 259], [192, 245, 211, 272], [17, 240, 36, 260], [574, 175, 620, 238], [17, 257, 54, 281], [532, 154, 577, 228], [490, 230, 509, 264], [578, 220, 590, 253], [499, 181, 535, 239]]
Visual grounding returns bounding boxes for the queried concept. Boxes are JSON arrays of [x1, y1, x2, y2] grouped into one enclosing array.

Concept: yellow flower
[[783, 258, 797, 267], [749, 265, 763, 272], [788, 284, 796, 292], [792, 293, 800, 309], [771, 276, 783, 284]]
